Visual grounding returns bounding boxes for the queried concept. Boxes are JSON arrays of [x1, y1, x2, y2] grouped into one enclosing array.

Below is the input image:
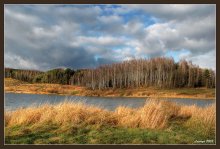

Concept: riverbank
[[5, 100, 215, 144], [5, 78, 215, 99]]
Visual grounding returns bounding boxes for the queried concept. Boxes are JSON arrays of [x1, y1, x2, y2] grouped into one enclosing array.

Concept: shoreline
[[5, 90, 215, 100], [5, 78, 215, 100]]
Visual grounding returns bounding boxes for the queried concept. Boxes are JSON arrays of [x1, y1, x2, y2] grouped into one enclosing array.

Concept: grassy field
[[5, 78, 215, 99], [5, 100, 215, 144]]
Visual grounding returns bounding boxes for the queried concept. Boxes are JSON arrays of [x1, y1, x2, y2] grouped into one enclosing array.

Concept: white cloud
[[98, 15, 122, 24], [32, 25, 62, 38], [74, 36, 124, 47], [4, 7, 40, 24], [4, 4, 216, 70], [5, 52, 40, 70], [187, 50, 216, 70], [125, 4, 215, 21]]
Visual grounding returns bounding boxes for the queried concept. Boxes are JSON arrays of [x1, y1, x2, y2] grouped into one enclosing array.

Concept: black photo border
[[0, 0, 218, 149]]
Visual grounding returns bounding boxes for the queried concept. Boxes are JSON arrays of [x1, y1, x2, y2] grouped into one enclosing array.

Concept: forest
[[5, 68, 74, 85], [5, 57, 215, 89]]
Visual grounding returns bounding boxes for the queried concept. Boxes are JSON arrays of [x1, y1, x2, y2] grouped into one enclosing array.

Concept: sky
[[4, 4, 216, 71]]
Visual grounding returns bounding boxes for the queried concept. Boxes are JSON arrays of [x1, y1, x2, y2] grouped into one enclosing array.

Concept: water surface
[[5, 93, 215, 111]]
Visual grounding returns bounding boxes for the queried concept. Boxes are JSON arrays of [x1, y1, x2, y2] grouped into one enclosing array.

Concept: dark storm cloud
[[4, 4, 216, 70]]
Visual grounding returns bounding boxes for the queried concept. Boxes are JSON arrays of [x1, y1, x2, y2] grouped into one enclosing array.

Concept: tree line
[[70, 57, 215, 89], [5, 68, 43, 82], [5, 57, 215, 89], [5, 68, 74, 85]]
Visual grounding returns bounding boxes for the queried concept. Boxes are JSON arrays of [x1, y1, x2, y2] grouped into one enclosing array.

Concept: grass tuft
[[5, 100, 216, 144], [5, 100, 215, 130]]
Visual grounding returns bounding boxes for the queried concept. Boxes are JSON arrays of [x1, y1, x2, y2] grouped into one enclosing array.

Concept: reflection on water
[[5, 93, 215, 111]]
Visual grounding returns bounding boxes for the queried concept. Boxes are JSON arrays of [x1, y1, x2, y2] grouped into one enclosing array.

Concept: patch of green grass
[[177, 89, 204, 95], [71, 90, 79, 95], [119, 93, 124, 97], [158, 87, 215, 97], [125, 91, 133, 96], [5, 121, 215, 144]]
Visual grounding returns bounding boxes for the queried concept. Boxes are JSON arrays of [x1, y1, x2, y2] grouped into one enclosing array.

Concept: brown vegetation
[[5, 100, 215, 133], [5, 78, 84, 95], [5, 78, 215, 99]]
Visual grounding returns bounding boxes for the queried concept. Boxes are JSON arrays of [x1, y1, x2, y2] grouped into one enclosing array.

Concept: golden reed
[[5, 99, 215, 131]]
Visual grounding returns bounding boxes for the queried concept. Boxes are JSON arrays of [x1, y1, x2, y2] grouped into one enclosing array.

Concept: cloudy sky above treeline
[[4, 4, 216, 71]]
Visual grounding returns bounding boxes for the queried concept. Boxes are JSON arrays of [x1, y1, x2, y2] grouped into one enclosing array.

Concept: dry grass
[[5, 100, 216, 131], [180, 103, 216, 135], [4, 78, 84, 95], [116, 100, 180, 129], [5, 102, 116, 127], [5, 78, 215, 99]]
